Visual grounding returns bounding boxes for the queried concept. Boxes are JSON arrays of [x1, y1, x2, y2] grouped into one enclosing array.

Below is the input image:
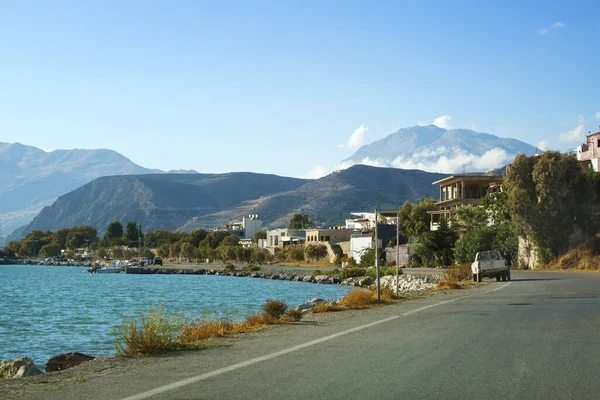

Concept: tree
[[187, 229, 208, 247], [480, 191, 510, 225], [105, 221, 124, 241], [124, 221, 143, 247], [416, 218, 458, 267], [400, 198, 437, 238], [181, 243, 195, 260], [52, 228, 70, 250], [504, 151, 591, 262], [221, 234, 240, 247], [304, 244, 327, 264], [65, 226, 98, 250], [452, 205, 488, 236], [39, 242, 61, 257], [288, 213, 313, 230], [453, 227, 495, 263], [200, 231, 230, 250], [157, 244, 171, 258]]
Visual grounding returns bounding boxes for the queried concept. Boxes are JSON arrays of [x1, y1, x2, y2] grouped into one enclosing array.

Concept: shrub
[[312, 301, 344, 313], [244, 264, 261, 272], [224, 264, 236, 272], [282, 309, 304, 322], [262, 299, 288, 320], [340, 267, 367, 279], [115, 304, 182, 356], [341, 289, 376, 308]]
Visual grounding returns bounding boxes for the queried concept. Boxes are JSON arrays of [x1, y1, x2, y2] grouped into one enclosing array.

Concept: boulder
[[14, 365, 44, 378], [314, 275, 330, 283], [302, 275, 315, 283], [295, 297, 326, 312], [45, 352, 95, 373], [358, 276, 374, 287], [0, 357, 37, 379]]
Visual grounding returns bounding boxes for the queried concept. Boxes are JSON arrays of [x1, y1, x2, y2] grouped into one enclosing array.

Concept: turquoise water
[[0, 265, 351, 366]]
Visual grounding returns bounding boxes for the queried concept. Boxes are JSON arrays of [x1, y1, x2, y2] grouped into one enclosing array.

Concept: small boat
[[88, 260, 126, 273]]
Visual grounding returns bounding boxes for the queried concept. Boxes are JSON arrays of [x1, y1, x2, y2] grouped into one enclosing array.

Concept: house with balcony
[[429, 174, 503, 230], [576, 128, 600, 171]]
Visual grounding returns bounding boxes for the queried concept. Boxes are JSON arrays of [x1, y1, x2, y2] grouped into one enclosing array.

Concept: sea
[[0, 265, 351, 366]]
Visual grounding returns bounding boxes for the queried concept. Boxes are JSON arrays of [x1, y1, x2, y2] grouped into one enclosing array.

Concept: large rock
[[0, 357, 38, 379], [302, 275, 315, 283], [295, 297, 326, 312], [45, 352, 95, 373], [314, 275, 332, 284], [14, 365, 44, 378]]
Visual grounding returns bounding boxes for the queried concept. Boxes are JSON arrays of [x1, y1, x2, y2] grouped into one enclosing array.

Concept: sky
[[1, 1, 599, 178]]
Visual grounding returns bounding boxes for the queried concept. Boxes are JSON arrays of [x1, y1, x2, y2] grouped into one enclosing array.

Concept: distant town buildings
[[225, 214, 262, 240], [576, 128, 600, 172]]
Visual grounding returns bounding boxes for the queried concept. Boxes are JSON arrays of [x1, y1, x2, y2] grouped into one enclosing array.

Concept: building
[[576, 128, 600, 171], [305, 228, 355, 245], [225, 214, 263, 240], [265, 228, 305, 251], [345, 212, 376, 230], [429, 175, 503, 230]]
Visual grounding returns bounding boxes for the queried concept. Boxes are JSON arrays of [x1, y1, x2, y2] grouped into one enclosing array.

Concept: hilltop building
[[576, 128, 600, 172], [429, 175, 503, 231]]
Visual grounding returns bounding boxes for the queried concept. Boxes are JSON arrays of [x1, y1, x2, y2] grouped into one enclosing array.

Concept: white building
[[226, 214, 263, 240], [266, 228, 305, 251], [350, 233, 382, 264]]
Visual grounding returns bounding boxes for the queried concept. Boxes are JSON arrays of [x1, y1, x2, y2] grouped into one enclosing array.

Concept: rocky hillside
[[182, 165, 448, 230], [10, 173, 310, 239], [0, 142, 159, 237]]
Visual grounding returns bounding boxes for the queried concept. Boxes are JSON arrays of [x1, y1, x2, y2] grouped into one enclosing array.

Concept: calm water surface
[[0, 265, 351, 366]]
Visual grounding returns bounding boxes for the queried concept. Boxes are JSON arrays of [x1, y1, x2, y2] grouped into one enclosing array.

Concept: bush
[[262, 299, 288, 320], [115, 304, 182, 356], [283, 309, 304, 322], [341, 290, 376, 308], [224, 264, 236, 272], [243, 264, 261, 272], [340, 267, 367, 279]]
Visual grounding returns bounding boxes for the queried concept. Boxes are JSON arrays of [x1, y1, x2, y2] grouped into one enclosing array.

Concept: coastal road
[[6, 270, 600, 400]]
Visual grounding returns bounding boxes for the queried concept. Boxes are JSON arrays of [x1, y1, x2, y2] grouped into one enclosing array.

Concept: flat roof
[[432, 174, 503, 186]]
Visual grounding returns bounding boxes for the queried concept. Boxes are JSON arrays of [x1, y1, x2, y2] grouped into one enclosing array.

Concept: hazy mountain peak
[[345, 125, 538, 173]]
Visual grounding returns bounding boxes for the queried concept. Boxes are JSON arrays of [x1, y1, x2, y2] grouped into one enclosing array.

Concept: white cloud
[[578, 115, 586, 125], [390, 146, 510, 173], [538, 22, 566, 35], [559, 125, 585, 142], [344, 125, 369, 149], [595, 111, 600, 120], [432, 115, 453, 129], [42, 148, 54, 153], [537, 140, 549, 151], [302, 165, 328, 179], [418, 115, 453, 129]]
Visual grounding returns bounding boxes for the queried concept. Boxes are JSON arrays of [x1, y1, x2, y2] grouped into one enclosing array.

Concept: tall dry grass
[[435, 263, 472, 290], [115, 300, 302, 356], [545, 236, 600, 271]]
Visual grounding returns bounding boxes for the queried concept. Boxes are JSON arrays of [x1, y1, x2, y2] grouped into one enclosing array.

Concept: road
[[6, 270, 600, 400]]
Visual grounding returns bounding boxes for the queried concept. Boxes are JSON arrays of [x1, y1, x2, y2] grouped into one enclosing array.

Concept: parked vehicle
[[471, 251, 510, 282], [153, 256, 163, 266]]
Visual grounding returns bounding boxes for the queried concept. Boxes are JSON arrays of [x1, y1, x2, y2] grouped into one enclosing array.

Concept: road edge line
[[121, 282, 511, 400]]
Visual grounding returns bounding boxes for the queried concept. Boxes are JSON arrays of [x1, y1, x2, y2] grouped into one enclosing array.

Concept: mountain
[[10, 172, 310, 239], [345, 125, 539, 173], [0, 142, 159, 238], [11, 165, 450, 239]]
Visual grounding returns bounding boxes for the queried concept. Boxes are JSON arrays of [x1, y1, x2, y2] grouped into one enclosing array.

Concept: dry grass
[[434, 263, 471, 290], [312, 301, 345, 313], [115, 300, 302, 356], [115, 304, 183, 357], [545, 236, 600, 271]]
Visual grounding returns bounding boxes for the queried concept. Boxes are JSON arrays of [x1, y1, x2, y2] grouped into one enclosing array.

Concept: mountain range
[[0, 142, 198, 238], [3, 125, 534, 241], [10, 165, 446, 240], [346, 125, 539, 173]]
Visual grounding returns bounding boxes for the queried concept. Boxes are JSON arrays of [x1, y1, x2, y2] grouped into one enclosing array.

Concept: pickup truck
[[471, 251, 511, 282]]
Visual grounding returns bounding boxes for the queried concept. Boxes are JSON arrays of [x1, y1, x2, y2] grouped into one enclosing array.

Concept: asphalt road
[[9, 270, 600, 400]]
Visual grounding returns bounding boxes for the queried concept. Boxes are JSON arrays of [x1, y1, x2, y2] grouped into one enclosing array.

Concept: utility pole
[[396, 211, 400, 296], [375, 205, 380, 301]]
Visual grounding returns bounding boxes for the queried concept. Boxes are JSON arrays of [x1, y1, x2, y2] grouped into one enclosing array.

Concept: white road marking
[[122, 282, 512, 400]]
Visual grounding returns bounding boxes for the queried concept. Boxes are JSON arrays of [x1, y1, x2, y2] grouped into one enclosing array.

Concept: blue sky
[[1, 1, 599, 178]]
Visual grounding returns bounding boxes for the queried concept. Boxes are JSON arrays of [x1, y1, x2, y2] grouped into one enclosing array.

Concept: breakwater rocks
[[1, 352, 96, 379], [149, 268, 438, 291]]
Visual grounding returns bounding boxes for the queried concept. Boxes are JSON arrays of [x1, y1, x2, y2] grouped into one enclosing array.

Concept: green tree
[[124, 221, 142, 247], [105, 221, 124, 241], [221, 234, 240, 247], [288, 213, 312, 229], [453, 227, 495, 263], [186, 229, 208, 247], [65, 226, 98, 250], [480, 191, 510, 225], [200, 231, 230, 250], [181, 243, 195, 260], [304, 244, 327, 264], [504, 151, 591, 262], [52, 228, 70, 250], [156, 244, 171, 258], [416, 219, 458, 267], [452, 205, 488, 236], [39, 242, 61, 257], [400, 198, 437, 238]]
